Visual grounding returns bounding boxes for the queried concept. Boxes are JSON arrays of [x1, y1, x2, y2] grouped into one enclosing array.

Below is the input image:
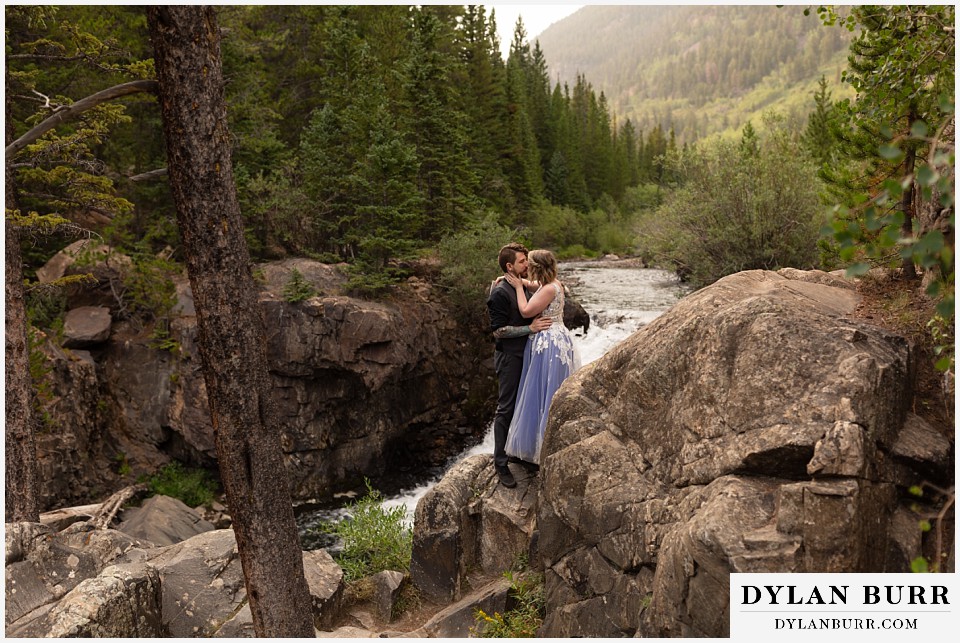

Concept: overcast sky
[[486, 4, 584, 59]]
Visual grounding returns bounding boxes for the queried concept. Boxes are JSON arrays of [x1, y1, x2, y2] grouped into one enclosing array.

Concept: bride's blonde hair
[[528, 249, 558, 285]]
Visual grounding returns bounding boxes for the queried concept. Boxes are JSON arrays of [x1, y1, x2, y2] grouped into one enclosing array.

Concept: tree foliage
[[640, 114, 823, 287], [815, 5, 954, 324], [9, 5, 671, 294]]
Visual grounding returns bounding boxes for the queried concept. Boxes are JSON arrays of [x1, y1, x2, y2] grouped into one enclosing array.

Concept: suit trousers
[[493, 350, 524, 468]]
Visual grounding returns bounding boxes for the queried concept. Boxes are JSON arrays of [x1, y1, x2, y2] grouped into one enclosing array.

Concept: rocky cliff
[[31, 246, 498, 509], [537, 268, 952, 637], [409, 268, 953, 638]]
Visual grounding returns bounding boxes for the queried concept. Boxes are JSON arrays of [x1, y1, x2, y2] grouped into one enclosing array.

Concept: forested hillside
[[536, 5, 853, 140], [7, 4, 668, 297]]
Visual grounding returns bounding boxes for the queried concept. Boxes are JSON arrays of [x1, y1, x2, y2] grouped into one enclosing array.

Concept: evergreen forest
[[6, 4, 955, 327], [536, 5, 856, 141]]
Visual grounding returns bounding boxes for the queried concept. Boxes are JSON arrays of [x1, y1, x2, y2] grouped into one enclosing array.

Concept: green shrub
[[282, 267, 318, 302], [438, 213, 521, 322], [528, 203, 585, 249], [639, 112, 823, 288], [124, 252, 181, 323], [319, 479, 412, 581], [555, 244, 596, 260], [144, 462, 219, 508], [473, 571, 545, 637]]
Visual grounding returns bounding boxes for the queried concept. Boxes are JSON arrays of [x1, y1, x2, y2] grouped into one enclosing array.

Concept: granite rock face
[[32, 253, 499, 508], [410, 454, 540, 603], [410, 269, 950, 638], [534, 269, 946, 637]]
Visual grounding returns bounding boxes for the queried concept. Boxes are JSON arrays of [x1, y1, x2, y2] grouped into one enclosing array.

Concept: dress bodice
[[539, 282, 564, 323]]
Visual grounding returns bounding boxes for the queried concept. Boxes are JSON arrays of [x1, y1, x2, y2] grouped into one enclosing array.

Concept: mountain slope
[[535, 5, 853, 140]]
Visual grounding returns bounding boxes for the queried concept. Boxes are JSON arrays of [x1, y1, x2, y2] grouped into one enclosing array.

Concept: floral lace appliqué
[[530, 283, 580, 371]]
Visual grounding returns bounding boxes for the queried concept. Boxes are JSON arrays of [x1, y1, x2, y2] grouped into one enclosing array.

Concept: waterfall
[[380, 261, 686, 522]]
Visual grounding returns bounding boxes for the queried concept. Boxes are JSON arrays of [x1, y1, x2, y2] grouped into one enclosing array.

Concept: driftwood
[[86, 483, 149, 530]]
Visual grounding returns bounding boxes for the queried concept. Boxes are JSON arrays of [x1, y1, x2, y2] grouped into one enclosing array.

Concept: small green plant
[[114, 452, 131, 477], [392, 582, 421, 620], [473, 571, 545, 637], [282, 267, 317, 303], [148, 321, 181, 353], [123, 252, 180, 324], [907, 483, 954, 573], [317, 479, 412, 581], [927, 314, 955, 373], [143, 461, 219, 508]]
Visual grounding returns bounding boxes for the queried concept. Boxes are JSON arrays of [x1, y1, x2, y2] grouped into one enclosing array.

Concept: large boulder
[[117, 495, 215, 546], [410, 455, 539, 603], [62, 306, 112, 348], [142, 529, 247, 637], [5, 522, 155, 634], [536, 269, 948, 637], [5, 523, 348, 638], [8, 563, 163, 637]]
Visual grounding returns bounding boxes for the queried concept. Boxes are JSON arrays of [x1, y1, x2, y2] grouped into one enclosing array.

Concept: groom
[[486, 243, 552, 488]]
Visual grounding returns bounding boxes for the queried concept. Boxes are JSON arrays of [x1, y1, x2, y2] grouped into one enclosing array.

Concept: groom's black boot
[[496, 465, 516, 488]]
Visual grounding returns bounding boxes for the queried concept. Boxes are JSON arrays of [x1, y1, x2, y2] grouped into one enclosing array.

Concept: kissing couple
[[486, 243, 581, 488]]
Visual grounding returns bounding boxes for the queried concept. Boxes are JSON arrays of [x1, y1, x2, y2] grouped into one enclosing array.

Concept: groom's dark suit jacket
[[487, 280, 534, 356]]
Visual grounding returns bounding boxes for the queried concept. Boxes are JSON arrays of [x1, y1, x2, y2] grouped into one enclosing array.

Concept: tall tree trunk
[[145, 6, 314, 637], [900, 110, 918, 279], [5, 98, 41, 523]]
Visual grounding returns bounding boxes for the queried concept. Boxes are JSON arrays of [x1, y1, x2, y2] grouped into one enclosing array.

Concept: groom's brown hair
[[498, 243, 529, 272]]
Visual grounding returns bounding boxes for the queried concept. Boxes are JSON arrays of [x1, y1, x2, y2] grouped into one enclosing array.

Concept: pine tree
[[502, 21, 544, 215], [803, 75, 837, 165], [147, 8, 315, 635], [459, 5, 511, 207], [402, 8, 480, 238]]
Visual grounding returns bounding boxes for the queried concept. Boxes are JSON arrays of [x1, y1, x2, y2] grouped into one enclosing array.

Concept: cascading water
[[378, 260, 687, 521], [297, 261, 686, 545]]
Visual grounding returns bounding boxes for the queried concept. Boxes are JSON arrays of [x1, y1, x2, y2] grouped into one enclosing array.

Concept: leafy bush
[[473, 571, 545, 637], [144, 462, 219, 508], [639, 113, 823, 287], [319, 479, 412, 581], [438, 213, 522, 322], [529, 203, 585, 249]]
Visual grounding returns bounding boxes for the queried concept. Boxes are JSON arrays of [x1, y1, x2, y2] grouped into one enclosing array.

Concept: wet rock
[[562, 286, 590, 332]]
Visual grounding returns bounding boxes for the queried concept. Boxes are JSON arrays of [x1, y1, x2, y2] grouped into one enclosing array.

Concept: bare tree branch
[[5, 80, 158, 161], [128, 167, 168, 182]]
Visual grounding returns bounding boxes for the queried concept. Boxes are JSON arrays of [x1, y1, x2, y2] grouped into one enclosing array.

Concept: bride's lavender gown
[[505, 282, 581, 465]]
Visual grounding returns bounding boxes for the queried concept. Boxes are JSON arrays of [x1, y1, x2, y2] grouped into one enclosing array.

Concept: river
[[297, 260, 686, 545]]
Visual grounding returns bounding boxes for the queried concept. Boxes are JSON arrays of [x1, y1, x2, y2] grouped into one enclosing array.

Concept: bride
[[503, 249, 581, 466]]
